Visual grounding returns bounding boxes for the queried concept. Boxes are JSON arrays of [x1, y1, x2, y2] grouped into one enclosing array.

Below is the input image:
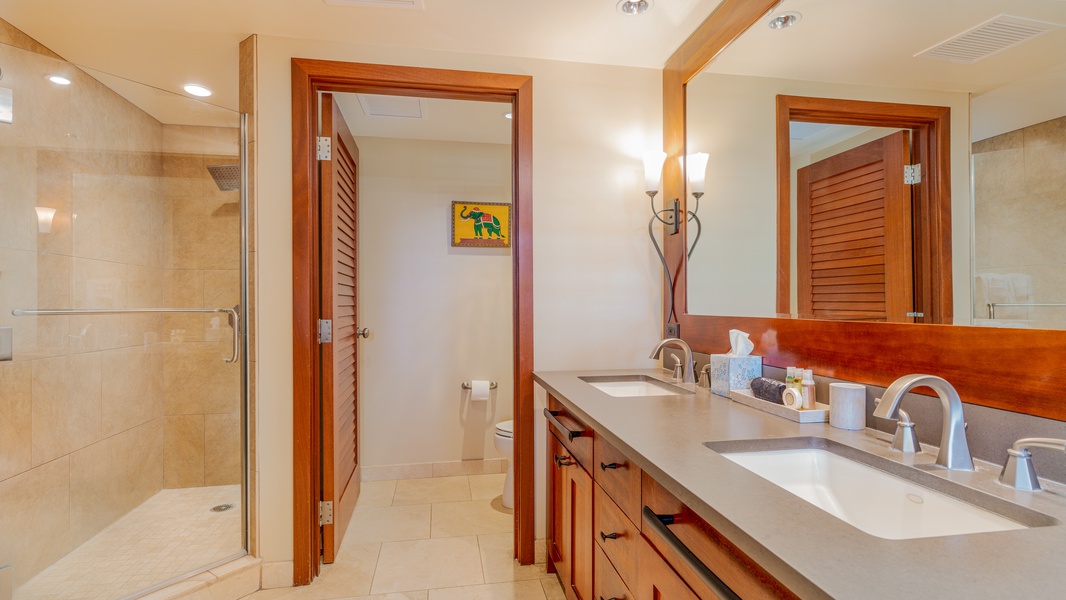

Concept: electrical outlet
[[665, 323, 680, 338]]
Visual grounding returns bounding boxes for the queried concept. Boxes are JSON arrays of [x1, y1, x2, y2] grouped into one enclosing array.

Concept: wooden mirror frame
[[664, 0, 1066, 422]]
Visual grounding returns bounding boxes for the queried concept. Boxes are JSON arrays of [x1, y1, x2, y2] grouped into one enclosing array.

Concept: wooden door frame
[[775, 94, 952, 324], [292, 58, 535, 584]]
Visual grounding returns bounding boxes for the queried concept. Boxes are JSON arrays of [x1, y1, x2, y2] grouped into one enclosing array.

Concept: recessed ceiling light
[[48, 76, 71, 85], [183, 84, 212, 97], [768, 11, 802, 30], [503, 112, 513, 120], [617, 0, 651, 16]]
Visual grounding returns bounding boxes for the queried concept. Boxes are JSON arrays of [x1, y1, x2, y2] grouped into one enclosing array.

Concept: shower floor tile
[[15, 485, 242, 600]]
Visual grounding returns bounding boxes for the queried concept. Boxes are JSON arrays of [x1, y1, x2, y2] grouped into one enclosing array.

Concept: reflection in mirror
[[684, 0, 1066, 328]]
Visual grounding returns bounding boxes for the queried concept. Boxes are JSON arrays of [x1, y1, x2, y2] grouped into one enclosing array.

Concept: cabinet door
[[548, 433, 567, 580], [636, 535, 700, 600], [563, 456, 593, 600]]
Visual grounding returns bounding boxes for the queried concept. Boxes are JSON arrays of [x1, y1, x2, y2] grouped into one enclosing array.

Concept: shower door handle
[[356, 327, 370, 339]]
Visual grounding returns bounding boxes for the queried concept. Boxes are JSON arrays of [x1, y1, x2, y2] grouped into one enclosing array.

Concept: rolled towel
[[750, 377, 786, 404]]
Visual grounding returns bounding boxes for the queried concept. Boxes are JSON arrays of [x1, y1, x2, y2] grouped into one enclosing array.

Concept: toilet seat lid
[[495, 420, 514, 437]]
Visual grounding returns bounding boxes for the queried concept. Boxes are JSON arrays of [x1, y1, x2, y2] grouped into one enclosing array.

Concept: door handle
[[355, 327, 370, 338]]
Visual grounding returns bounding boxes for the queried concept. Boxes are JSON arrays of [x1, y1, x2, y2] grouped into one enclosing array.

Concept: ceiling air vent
[[915, 15, 1063, 64], [357, 94, 427, 119]]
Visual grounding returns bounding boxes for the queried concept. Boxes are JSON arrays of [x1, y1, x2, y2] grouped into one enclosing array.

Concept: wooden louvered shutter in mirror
[[797, 130, 913, 322], [320, 93, 360, 563]]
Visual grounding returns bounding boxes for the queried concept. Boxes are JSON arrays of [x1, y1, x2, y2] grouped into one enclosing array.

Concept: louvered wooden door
[[320, 93, 361, 563], [797, 130, 914, 322]]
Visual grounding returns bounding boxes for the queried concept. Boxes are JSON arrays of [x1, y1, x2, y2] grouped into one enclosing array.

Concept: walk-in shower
[[0, 37, 249, 600]]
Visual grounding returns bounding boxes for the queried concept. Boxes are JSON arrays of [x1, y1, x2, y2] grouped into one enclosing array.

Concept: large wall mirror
[[684, 0, 1066, 330], [665, 0, 1066, 422]]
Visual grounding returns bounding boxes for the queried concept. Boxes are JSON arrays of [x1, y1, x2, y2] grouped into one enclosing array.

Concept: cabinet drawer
[[595, 435, 642, 524], [595, 543, 633, 600], [594, 484, 639, 591], [547, 395, 593, 470], [635, 534, 699, 600], [641, 474, 798, 600]]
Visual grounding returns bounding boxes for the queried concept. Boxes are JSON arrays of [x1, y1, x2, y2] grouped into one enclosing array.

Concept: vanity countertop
[[533, 369, 1066, 600]]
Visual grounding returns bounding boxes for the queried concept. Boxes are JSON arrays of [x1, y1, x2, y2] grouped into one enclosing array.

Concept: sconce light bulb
[[643, 150, 667, 194], [687, 152, 709, 195]]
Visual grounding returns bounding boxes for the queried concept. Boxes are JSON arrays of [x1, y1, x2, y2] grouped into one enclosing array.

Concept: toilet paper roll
[[470, 379, 491, 401]]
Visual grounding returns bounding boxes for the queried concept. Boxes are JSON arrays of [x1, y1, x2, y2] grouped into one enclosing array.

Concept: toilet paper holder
[[462, 381, 498, 390]]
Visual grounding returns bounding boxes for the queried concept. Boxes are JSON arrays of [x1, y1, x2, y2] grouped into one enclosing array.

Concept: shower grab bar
[[11, 306, 241, 364], [987, 303, 1066, 319]]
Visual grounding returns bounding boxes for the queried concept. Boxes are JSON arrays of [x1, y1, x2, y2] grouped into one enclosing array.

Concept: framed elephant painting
[[451, 201, 511, 248]]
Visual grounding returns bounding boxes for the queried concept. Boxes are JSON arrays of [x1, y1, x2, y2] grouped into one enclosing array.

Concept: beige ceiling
[[1, 0, 726, 122]]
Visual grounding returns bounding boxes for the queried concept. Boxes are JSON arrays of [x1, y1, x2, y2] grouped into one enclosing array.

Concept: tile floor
[[243, 474, 564, 600], [15, 485, 243, 600]]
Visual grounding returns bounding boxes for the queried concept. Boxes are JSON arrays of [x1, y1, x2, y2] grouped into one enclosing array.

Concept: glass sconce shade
[[687, 152, 709, 195], [643, 150, 667, 194], [35, 206, 56, 233]]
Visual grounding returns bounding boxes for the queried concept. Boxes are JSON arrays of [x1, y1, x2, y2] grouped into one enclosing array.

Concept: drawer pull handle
[[641, 506, 741, 600], [600, 462, 620, 471], [554, 454, 573, 467], [543, 408, 586, 442], [599, 531, 618, 542]]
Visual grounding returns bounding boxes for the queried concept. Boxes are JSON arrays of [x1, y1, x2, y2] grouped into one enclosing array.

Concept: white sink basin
[[706, 438, 1055, 540], [580, 376, 688, 398]]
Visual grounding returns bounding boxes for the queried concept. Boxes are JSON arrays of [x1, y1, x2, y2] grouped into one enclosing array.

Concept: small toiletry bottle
[[801, 369, 816, 409], [785, 367, 796, 388]]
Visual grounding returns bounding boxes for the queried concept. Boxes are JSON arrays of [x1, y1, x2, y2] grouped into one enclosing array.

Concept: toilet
[[493, 420, 515, 509]]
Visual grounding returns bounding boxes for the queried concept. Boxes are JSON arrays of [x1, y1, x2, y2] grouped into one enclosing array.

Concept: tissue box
[[710, 354, 762, 397]]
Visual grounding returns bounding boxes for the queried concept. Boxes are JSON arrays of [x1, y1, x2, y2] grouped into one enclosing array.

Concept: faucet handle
[[892, 409, 921, 454], [998, 438, 1066, 491]]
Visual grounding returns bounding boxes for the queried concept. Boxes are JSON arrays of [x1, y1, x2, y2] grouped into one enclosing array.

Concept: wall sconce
[[643, 151, 708, 324], [35, 206, 56, 233]]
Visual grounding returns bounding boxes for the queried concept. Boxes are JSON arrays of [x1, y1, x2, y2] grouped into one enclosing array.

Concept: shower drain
[[211, 503, 236, 512]]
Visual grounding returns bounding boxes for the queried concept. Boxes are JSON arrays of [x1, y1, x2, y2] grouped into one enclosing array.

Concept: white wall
[[684, 72, 972, 322], [251, 37, 663, 566], [355, 135, 513, 467]]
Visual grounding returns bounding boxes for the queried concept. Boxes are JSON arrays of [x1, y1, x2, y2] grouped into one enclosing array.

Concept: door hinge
[[906, 311, 925, 318], [319, 501, 333, 525], [317, 319, 333, 343], [317, 136, 332, 161], [903, 164, 921, 184]]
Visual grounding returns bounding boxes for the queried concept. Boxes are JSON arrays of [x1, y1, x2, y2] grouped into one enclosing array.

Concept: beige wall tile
[[0, 248, 40, 356], [71, 173, 158, 267], [1022, 116, 1066, 148], [69, 434, 131, 546], [165, 269, 205, 307], [164, 197, 240, 271], [126, 418, 164, 506], [163, 154, 206, 198], [0, 362, 33, 481], [0, 146, 38, 253], [164, 414, 205, 488], [205, 413, 242, 486], [101, 346, 162, 437], [204, 269, 240, 309], [164, 342, 239, 415], [0, 458, 71, 587], [31, 353, 102, 466], [1024, 143, 1066, 196], [972, 148, 1025, 206]]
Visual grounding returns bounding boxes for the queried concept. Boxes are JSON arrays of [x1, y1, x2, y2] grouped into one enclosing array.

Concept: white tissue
[[727, 329, 754, 357], [470, 379, 491, 401]]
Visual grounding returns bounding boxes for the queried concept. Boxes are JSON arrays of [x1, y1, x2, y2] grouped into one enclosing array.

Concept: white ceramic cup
[[829, 383, 867, 430]]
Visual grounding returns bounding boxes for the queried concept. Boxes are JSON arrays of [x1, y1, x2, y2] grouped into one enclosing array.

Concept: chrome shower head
[[206, 164, 240, 191]]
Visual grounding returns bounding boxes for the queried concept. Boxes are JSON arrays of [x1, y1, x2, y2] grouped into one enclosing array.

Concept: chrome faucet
[[873, 374, 974, 471], [650, 338, 695, 384], [998, 438, 1066, 491]]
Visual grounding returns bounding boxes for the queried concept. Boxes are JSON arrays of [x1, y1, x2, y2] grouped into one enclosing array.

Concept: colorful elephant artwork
[[459, 205, 506, 240]]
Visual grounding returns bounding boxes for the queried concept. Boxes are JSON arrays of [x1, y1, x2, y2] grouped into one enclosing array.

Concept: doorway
[[291, 59, 534, 585], [776, 94, 953, 324]]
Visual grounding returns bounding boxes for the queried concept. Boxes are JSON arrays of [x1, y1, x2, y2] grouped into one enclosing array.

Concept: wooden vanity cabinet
[[546, 395, 796, 600], [547, 397, 594, 600]]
